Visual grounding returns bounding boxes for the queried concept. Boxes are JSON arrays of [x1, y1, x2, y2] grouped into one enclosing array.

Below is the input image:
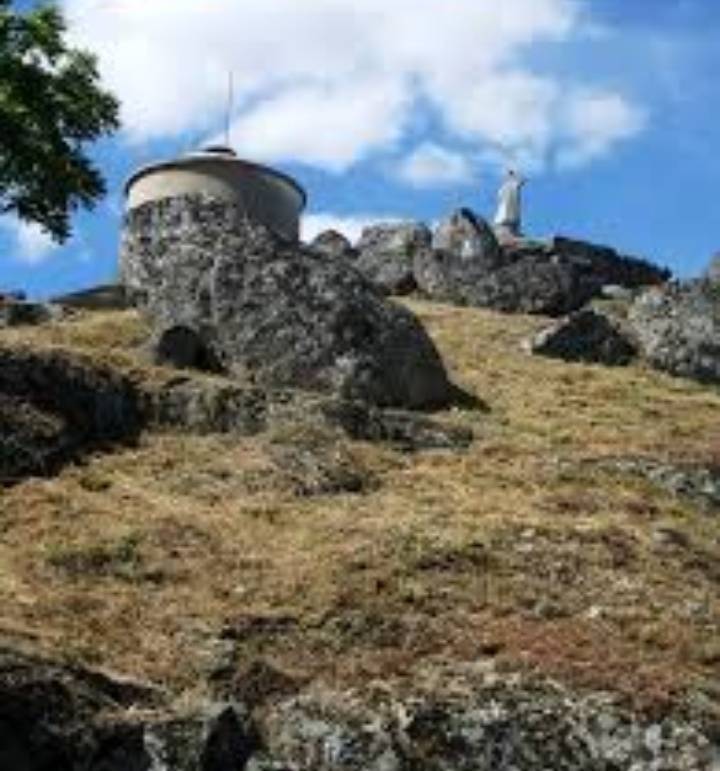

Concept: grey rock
[[629, 279, 720, 384], [0, 648, 715, 771], [527, 309, 638, 366], [0, 341, 472, 486], [123, 196, 454, 409], [310, 230, 356, 261], [467, 259, 594, 315], [431, 208, 503, 269], [471, 237, 669, 317], [592, 455, 720, 512], [140, 702, 259, 771], [316, 399, 475, 452], [416, 227, 669, 317], [414, 210, 502, 303], [354, 222, 430, 295], [0, 345, 143, 484], [547, 236, 670, 290], [252, 664, 717, 771]]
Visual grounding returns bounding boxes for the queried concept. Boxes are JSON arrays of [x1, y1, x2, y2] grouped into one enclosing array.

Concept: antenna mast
[[225, 71, 234, 147]]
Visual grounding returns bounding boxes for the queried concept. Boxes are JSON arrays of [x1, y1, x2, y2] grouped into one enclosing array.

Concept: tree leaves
[[0, 1, 119, 241]]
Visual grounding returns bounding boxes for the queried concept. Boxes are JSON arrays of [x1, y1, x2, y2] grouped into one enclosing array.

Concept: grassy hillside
[[0, 300, 718, 716]]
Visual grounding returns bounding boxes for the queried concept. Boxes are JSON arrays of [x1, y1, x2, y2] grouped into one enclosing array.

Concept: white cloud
[[302, 213, 402, 245], [64, 0, 645, 172], [0, 217, 59, 265], [225, 79, 409, 172], [439, 72, 559, 168], [397, 143, 474, 188], [557, 90, 648, 169]]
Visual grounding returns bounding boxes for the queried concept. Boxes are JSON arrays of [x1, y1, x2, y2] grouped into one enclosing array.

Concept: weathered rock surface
[[354, 222, 430, 295], [629, 280, 720, 384], [432, 208, 504, 270], [1, 649, 713, 771], [0, 344, 473, 485], [250, 667, 717, 771], [591, 455, 720, 512], [527, 309, 638, 366], [416, 224, 669, 316], [414, 210, 504, 303], [309, 230, 356, 261], [0, 345, 143, 483], [123, 196, 455, 409], [273, 395, 475, 453], [0, 646, 257, 771]]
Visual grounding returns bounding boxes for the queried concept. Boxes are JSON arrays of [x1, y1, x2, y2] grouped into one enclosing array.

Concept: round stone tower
[[120, 146, 306, 300]]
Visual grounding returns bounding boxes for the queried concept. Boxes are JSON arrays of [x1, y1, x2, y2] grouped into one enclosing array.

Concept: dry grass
[[0, 301, 718, 714]]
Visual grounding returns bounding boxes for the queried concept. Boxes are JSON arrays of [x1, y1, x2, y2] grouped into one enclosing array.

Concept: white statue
[[494, 169, 526, 237]]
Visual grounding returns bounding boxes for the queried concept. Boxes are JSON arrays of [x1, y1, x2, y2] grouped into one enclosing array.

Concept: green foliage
[[0, 0, 119, 240]]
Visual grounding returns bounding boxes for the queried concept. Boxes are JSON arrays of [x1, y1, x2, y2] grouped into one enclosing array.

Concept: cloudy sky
[[2, 0, 719, 297]]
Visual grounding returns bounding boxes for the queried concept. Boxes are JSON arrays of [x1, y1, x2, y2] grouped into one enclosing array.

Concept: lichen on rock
[[122, 195, 456, 410]]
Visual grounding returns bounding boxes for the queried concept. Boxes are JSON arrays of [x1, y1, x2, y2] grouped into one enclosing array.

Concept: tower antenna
[[224, 71, 234, 147]]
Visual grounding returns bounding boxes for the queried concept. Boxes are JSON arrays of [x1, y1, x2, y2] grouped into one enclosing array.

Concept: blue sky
[[2, 0, 719, 298]]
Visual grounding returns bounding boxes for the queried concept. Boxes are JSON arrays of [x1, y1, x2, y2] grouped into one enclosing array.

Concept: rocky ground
[[0, 298, 718, 769]]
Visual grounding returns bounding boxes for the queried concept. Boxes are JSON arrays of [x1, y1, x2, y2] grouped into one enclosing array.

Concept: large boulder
[[354, 222, 430, 295], [309, 230, 356, 261], [414, 210, 503, 303], [628, 279, 720, 384], [527, 309, 638, 366], [431, 208, 503, 269], [0, 346, 143, 484], [122, 196, 455, 409], [465, 259, 593, 315]]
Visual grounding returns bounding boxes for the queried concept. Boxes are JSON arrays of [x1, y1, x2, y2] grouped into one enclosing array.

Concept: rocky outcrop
[[0, 649, 714, 771], [122, 196, 455, 409], [309, 230, 356, 261], [354, 222, 430, 295], [431, 208, 503, 269], [250, 668, 716, 771], [0, 646, 257, 771], [412, 215, 668, 316], [0, 345, 143, 483], [414, 210, 504, 304], [628, 280, 720, 384], [466, 237, 667, 316], [527, 309, 638, 366], [0, 344, 472, 485], [589, 455, 720, 513]]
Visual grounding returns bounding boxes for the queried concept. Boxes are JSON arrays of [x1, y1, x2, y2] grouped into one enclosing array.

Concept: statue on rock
[[493, 169, 526, 239]]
